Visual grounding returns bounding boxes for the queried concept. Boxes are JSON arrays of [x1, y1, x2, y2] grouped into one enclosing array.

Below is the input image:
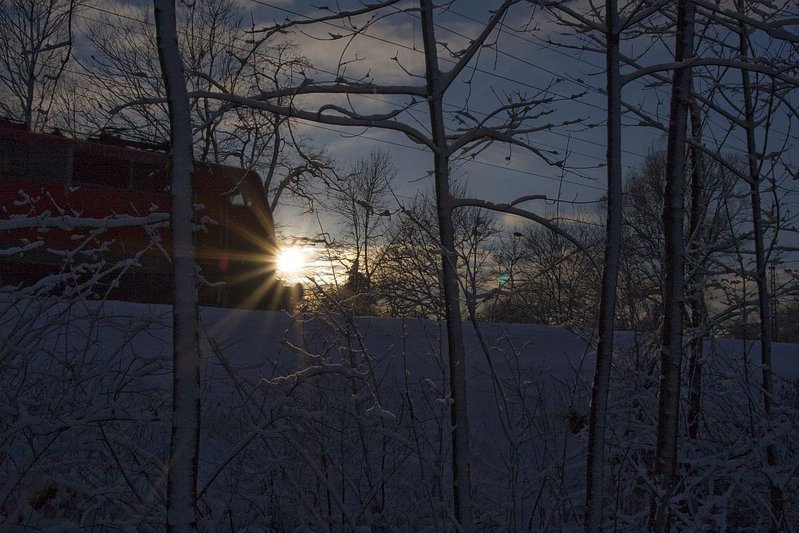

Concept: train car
[[0, 120, 291, 309]]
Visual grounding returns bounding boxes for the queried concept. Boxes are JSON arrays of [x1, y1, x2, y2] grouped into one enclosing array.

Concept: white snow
[[0, 298, 797, 529]]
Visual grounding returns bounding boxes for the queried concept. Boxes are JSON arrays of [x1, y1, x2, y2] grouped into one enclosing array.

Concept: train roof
[[0, 119, 262, 181]]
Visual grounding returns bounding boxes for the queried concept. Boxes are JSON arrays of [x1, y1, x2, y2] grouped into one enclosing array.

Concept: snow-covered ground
[[1, 299, 797, 530]]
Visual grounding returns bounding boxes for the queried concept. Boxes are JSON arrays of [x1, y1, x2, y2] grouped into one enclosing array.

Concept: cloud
[[255, 5, 497, 87], [286, 18, 425, 85]]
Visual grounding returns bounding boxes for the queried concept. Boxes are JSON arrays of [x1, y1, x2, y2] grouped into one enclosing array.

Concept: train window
[[226, 174, 255, 207], [73, 151, 131, 189], [227, 190, 250, 207], [133, 161, 170, 194]]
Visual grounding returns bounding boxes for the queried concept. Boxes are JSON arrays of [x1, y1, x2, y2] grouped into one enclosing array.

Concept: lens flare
[[276, 247, 307, 278]]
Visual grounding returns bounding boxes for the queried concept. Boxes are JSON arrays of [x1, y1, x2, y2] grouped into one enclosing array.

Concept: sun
[[276, 246, 307, 278]]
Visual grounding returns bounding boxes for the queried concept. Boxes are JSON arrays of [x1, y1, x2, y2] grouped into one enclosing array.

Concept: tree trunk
[[650, 1, 694, 530], [585, 2, 622, 530], [154, 1, 201, 530], [737, 9, 784, 528], [686, 83, 705, 441], [419, 1, 472, 529]]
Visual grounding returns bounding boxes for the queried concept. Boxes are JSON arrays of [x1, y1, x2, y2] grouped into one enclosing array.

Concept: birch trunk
[[686, 85, 705, 441], [585, 1, 622, 529], [650, 1, 694, 530], [737, 8, 784, 528], [419, 1, 472, 528], [154, 1, 201, 530]]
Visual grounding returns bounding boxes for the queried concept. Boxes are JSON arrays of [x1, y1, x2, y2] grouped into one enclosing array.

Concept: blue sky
[[251, 0, 799, 244], [84, 0, 799, 262]]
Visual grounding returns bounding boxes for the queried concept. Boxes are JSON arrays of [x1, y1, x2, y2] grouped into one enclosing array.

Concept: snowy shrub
[[1, 293, 796, 530], [0, 298, 170, 529], [597, 334, 799, 531]]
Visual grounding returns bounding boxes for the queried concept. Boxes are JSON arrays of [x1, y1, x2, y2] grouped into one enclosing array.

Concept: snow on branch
[[0, 212, 169, 232], [437, 0, 522, 91]]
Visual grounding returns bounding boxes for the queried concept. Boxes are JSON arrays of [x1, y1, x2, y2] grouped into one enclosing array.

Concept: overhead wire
[[213, 0, 654, 185], [299, 120, 606, 192], [72, 2, 799, 191], [444, 3, 799, 173], [73, 3, 615, 192], [243, 0, 798, 175], [80, 2, 609, 158], [86, 0, 756, 181]]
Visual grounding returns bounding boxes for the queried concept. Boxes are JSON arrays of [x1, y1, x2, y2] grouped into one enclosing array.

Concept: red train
[[0, 120, 292, 309]]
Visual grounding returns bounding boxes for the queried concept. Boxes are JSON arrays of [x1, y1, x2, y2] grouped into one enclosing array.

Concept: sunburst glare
[[276, 246, 308, 280]]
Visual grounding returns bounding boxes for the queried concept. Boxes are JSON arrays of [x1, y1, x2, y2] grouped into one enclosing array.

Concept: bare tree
[[0, 0, 78, 130], [482, 221, 600, 326], [331, 149, 396, 289], [456, 205, 498, 319], [376, 194, 444, 319], [649, 2, 695, 528], [537, 2, 665, 528], [589, 4, 625, 525], [181, 2, 585, 525], [550, 2, 795, 529], [81, 0, 319, 214], [152, 0, 200, 529], [735, 2, 787, 525], [617, 149, 743, 328]]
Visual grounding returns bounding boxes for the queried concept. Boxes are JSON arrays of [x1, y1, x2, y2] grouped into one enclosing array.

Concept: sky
[[235, 0, 798, 225], [265, 0, 621, 205], [73, 0, 799, 269]]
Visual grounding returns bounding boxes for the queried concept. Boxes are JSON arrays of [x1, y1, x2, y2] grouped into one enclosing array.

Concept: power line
[[75, 3, 622, 180], [245, 0, 611, 110], [95, 0, 773, 182], [75, 2, 797, 179], [445, 4, 799, 158], [299, 120, 606, 192], [233, 0, 662, 178], [243, 0, 795, 172]]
